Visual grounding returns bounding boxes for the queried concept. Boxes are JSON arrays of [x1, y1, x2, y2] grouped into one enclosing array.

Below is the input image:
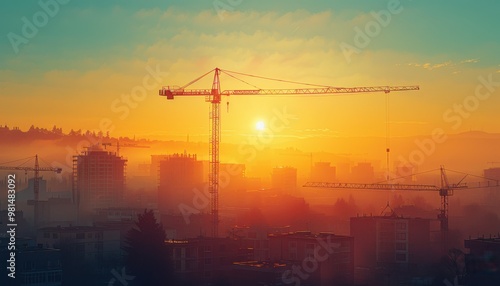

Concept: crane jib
[[160, 86, 419, 98]]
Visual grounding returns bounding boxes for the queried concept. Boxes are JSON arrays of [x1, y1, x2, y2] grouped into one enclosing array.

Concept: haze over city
[[1, 1, 500, 286]]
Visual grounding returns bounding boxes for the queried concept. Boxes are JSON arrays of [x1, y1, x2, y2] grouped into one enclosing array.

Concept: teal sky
[[1, 0, 499, 142], [2, 1, 499, 65]]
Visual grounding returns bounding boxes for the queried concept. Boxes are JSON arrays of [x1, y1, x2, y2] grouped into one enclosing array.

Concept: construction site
[[0, 67, 498, 286], [1, 1, 500, 286]]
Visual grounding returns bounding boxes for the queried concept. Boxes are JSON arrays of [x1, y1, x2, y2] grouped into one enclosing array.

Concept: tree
[[433, 248, 466, 286], [123, 210, 175, 286]]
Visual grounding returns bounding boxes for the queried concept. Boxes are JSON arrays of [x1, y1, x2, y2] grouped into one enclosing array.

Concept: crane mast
[[160, 67, 419, 237], [209, 68, 221, 238]]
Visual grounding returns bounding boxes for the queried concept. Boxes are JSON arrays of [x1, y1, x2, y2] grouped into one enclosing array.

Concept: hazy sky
[[1, 0, 499, 143]]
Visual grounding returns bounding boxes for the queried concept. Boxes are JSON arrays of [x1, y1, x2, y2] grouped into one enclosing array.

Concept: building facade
[[0, 237, 62, 286], [37, 226, 121, 284], [158, 153, 204, 215], [311, 162, 336, 182], [464, 236, 500, 284], [167, 237, 252, 285], [271, 167, 297, 193], [73, 145, 127, 215], [350, 214, 440, 283], [268, 231, 354, 286]]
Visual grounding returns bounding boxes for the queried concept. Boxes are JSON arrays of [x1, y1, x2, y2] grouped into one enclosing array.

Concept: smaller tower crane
[[304, 166, 499, 231], [304, 166, 500, 252], [0, 155, 62, 229]]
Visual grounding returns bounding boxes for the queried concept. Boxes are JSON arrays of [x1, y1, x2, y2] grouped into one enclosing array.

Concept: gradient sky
[[1, 0, 499, 144]]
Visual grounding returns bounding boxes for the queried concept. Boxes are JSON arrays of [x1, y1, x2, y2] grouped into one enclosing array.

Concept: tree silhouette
[[123, 209, 175, 286]]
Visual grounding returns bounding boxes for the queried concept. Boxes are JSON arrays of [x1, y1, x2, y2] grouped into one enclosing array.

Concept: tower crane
[[304, 166, 500, 250], [159, 67, 419, 237], [0, 155, 62, 228]]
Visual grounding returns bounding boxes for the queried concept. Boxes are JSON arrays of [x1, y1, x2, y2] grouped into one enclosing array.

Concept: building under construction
[[73, 145, 127, 216], [158, 153, 204, 215]]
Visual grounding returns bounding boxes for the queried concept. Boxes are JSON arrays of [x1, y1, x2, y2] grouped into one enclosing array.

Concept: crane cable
[[179, 68, 216, 90], [0, 156, 35, 168], [222, 69, 333, 88], [220, 70, 261, 90]]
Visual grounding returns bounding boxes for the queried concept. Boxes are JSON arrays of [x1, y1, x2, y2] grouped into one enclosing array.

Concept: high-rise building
[[464, 236, 500, 284], [350, 213, 440, 279], [271, 166, 297, 193], [311, 162, 336, 182], [167, 237, 252, 285], [0, 237, 62, 286], [150, 154, 170, 182], [351, 162, 374, 183], [158, 153, 204, 215], [484, 167, 500, 181], [37, 226, 121, 284], [73, 145, 127, 215]]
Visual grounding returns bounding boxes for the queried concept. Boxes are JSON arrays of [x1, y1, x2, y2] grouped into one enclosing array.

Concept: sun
[[255, 120, 265, 131]]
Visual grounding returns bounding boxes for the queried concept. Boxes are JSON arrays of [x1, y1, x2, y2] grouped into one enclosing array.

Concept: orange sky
[[1, 1, 499, 145]]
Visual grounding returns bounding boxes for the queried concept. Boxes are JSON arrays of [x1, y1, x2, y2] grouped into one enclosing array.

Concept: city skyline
[[1, 1, 500, 285]]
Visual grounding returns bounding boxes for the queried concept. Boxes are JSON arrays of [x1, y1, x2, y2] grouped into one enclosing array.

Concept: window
[[204, 258, 212, 265], [396, 232, 406, 240], [262, 240, 269, 249], [24, 261, 35, 271], [396, 222, 407, 230], [52, 233, 58, 239], [396, 253, 407, 262], [48, 272, 55, 282], [76, 233, 85, 239], [379, 231, 393, 240], [341, 240, 351, 247], [43, 232, 50, 238], [396, 242, 406, 251]]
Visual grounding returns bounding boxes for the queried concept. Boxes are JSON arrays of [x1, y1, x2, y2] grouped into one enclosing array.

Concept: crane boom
[[159, 67, 420, 237], [0, 166, 62, 172], [160, 86, 419, 98], [303, 182, 439, 191]]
